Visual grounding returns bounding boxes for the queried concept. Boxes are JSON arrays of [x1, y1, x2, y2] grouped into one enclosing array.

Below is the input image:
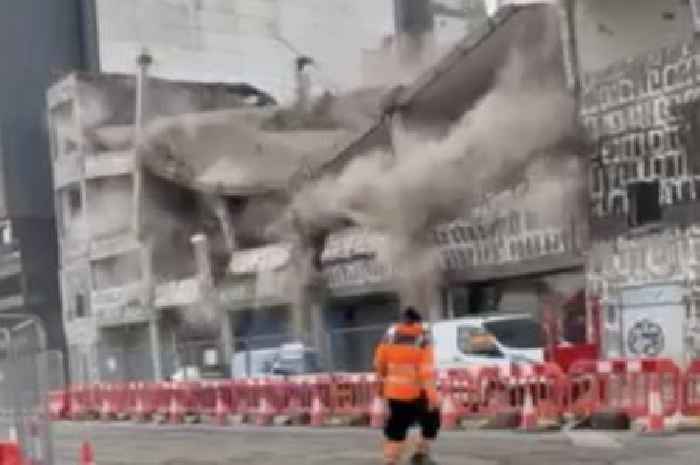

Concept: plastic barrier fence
[[568, 358, 682, 419], [49, 359, 700, 428]]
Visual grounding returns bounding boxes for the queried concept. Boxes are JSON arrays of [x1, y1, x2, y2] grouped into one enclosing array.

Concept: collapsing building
[[59, 1, 700, 380], [47, 55, 386, 381], [49, 3, 595, 380]]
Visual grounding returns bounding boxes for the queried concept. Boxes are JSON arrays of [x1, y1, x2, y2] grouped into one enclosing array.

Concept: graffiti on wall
[[582, 41, 700, 219]]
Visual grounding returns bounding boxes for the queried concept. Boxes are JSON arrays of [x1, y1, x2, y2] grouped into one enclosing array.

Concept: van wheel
[[590, 409, 630, 430]]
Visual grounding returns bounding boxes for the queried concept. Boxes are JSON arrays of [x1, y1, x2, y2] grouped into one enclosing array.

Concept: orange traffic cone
[[255, 396, 273, 426], [100, 387, 113, 421], [169, 393, 184, 425], [642, 376, 669, 436], [519, 389, 538, 432], [369, 394, 386, 429], [80, 441, 95, 465], [310, 392, 327, 427], [440, 393, 459, 430], [214, 389, 230, 426], [1, 428, 24, 465]]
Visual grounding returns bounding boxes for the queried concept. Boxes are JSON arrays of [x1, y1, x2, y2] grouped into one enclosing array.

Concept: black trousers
[[384, 396, 441, 442]]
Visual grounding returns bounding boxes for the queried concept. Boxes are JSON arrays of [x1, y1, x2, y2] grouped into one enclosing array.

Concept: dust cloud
[[285, 45, 579, 314]]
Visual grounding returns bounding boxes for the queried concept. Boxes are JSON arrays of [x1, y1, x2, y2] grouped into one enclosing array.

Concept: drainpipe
[[133, 49, 161, 381], [133, 49, 152, 236]]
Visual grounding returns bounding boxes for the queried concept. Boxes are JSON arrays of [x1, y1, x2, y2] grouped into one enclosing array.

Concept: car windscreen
[[484, 319, 545, 349]]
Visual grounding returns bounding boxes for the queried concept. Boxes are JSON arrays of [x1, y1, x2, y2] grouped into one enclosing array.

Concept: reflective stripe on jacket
[[374, 322, 436, 401]]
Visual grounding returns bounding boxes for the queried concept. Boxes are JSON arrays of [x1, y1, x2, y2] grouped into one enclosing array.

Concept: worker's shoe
[[411, 453, 437, 465]]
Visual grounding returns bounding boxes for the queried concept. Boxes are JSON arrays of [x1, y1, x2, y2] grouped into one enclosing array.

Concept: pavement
[[48, 422, 700, 465]]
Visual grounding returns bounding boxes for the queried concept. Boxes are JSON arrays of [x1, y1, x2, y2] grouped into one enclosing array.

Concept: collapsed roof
[[136, 87, 388, 196]]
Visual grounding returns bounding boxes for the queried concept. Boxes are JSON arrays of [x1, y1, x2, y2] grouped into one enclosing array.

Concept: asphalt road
[[47, 422, 700, 465]]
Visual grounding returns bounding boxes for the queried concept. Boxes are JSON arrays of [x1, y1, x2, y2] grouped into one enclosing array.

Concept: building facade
[[576, 0, 700, 364], [47, 71, 275, 382], [0, 0, 97, 355]]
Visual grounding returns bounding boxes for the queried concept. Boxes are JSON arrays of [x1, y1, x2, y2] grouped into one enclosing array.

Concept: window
[[0, 275, 22, 297], [644, 157, 651, 177], [483, 319, 545, 349], [607, 306, 617, 324], [628, 181, 662, 226], [654, 158, 663, 176], [67, 186, 82, 217], [0, 223, 12, 245], [666, 156, 676, 177], [669, 131, 680, 150], [630, 161, 639, 180], [91, 252, 142, 290], [75, 294, 87, 318], [457, 326, 501, 357], [592, 167, 601, 193], [509, 212, 520, 235], [634, 136, 642, 156]]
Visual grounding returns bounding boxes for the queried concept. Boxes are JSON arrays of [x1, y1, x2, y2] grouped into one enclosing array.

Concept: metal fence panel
[[97, 345, 155, 382], [0, 314, 62, 465], [327, 325, 387, 373]]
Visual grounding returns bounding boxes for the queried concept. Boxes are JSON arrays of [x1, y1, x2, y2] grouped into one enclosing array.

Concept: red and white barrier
[[47, 357, 700, 433]]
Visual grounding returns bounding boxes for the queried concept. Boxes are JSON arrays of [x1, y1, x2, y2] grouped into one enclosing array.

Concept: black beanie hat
[[403, 307, 422, 323]]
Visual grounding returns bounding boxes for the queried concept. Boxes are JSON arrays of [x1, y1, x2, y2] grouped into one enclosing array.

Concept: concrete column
[[309, 302, 325, 351], [191, 234, 213, 290], [149, 315, 162, 381], [220, 310, 233, 377], [132, 49, 152, 236]]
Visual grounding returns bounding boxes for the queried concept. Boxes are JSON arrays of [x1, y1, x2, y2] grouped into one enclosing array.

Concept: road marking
[[565, 431, 623, 449]]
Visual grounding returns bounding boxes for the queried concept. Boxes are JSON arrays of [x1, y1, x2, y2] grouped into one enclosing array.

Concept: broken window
[[86, 175, 133, 238], [91, 251, 142, 290], [628, 181, 662, 226]]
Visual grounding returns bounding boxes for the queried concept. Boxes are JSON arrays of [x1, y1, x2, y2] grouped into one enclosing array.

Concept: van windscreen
[[484, 319, 544, 349]]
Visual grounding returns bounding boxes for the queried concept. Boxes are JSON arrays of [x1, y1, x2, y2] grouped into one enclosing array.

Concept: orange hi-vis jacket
[[374, 322, 437, 402]]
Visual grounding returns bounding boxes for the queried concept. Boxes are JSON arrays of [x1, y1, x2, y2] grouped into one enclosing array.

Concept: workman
[[374, 307, 441, 465]]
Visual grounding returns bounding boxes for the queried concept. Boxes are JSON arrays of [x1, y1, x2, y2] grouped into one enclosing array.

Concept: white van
[[431, 314, 545, 370]]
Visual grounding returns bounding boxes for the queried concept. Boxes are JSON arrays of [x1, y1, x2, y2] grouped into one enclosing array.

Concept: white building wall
[[96, 0, 395, 102]]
